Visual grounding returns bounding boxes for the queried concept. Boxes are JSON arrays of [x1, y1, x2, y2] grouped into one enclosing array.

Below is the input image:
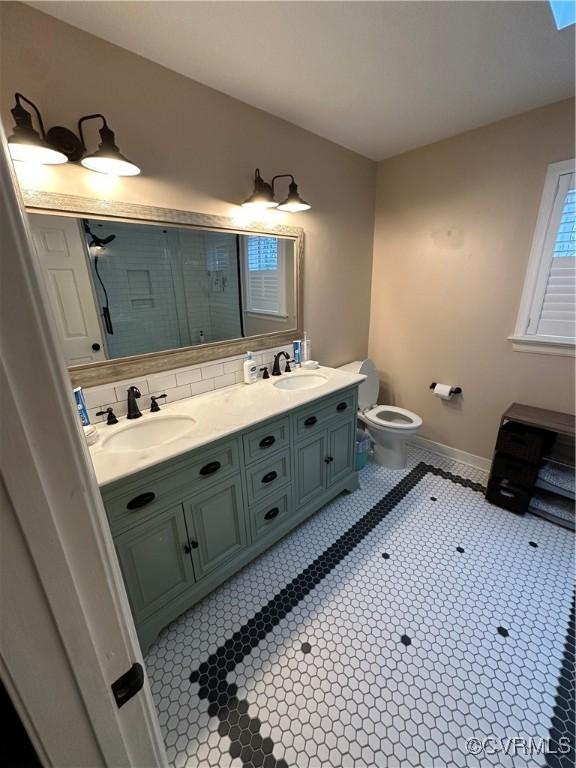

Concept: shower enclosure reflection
[[29, 213, 296, 366]]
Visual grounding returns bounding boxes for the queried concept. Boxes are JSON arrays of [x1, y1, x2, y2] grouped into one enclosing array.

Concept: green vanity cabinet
[[101, 385, 360, 652]]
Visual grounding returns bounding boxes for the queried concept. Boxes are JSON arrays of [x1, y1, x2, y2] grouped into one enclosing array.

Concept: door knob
[[92, 342, 101, 351]]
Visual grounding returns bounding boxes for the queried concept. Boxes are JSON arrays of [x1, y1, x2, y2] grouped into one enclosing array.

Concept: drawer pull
[[200, 460, 221, 476], [262, 471, 278, 484], [190, 540, 199, 549], [336, 402, 348, 412], [264, 507, 280, 521], [259, 435, 276, 449], [304, 416, 317, 427], [499, 489, 516, 498], [126, 492, 156, 510]]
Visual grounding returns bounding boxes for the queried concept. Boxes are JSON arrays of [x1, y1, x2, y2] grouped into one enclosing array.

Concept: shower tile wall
[[91, 221, 241, 358]]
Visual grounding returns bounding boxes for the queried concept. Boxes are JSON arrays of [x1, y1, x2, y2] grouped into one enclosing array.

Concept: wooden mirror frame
[[22, 190, 304, 387]]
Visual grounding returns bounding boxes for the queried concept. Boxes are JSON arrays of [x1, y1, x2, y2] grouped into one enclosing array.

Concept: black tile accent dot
[[382, 552, 390, 559], [529, 541, 539, 548], [430, 496, 437, 501], [545, 592, 575, 768], [497, 626, 509, 638], [300, 641, 312, 654], [456, 546, 465, 554], [400, 634, 412, 646]]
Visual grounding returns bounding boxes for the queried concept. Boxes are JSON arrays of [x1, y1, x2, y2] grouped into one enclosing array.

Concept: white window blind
[[528, 173, 575, 339], [243, 236, 286, 316], [513, 159, 575, 353]]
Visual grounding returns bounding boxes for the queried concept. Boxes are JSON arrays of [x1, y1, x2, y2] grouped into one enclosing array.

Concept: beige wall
[[0, 2, 376, 367], [370, 99, 575, 459]]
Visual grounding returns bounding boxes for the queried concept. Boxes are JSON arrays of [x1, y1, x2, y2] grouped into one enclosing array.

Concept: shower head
[[83, 220, 116, 249]]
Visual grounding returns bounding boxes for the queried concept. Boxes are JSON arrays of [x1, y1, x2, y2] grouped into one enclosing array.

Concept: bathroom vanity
[[91, 368, 363, 651]]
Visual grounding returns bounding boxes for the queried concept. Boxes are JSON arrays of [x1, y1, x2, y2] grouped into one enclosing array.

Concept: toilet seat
[[363, 405, 423, 431]]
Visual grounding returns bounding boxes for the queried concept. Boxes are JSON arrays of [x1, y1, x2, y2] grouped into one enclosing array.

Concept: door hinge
[[111, 662, 144, 708]]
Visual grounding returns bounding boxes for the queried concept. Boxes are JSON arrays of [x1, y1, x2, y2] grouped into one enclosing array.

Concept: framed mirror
[[22, 191, 303, 387]]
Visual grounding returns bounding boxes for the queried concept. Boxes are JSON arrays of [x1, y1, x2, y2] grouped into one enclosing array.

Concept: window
[[242, 236, 287, 317], [512, 159, 575, 355]]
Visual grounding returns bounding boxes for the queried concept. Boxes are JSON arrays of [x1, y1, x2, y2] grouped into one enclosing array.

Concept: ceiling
[[29, 1, 574, 160]]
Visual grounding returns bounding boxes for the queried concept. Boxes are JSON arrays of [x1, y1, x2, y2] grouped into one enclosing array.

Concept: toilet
[[338, 360, 423, 470]]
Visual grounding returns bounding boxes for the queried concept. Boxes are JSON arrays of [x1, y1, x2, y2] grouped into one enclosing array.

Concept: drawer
[[243, 417, 290, 465], [294, 390, 356, 439], [104, 439, 240, 533], [490, 453, 538, 488], [495, 423, 551, 465], [251, 491, 293, 538], [245, 449, 291, 504], [485, 478, 531, 514]]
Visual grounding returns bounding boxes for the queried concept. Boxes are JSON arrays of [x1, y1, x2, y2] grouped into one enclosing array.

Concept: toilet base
[[373, 437, 409, 470]]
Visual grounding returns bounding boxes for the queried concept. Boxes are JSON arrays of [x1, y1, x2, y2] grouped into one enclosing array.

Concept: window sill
[[508, 335, 575, 357], [245, 311, 289, 322]]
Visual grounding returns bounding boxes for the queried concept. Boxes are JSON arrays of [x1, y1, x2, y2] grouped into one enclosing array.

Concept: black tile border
[[186, 461, 574, 768]]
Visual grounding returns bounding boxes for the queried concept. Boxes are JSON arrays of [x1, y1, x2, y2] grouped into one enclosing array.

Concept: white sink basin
[[101, 414, 197, 452], [273, 373, 328, 391]]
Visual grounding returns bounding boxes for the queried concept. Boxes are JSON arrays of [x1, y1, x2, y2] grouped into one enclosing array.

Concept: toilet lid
[[363, 405, 423, 430]]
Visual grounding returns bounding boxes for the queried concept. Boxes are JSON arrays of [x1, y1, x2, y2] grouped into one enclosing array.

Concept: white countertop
[[89, 366, 365, 487]]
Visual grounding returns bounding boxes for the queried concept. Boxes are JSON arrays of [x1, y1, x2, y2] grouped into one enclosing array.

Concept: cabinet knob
[[183, 543, 192, 554], [336, 402, 348, 412], [259, 435, 276, 449], [126, 491, 155, 510], [324, 456, 334, 464], [200, 460, 221, 476], [264, 507, 280, 521], [304, 415, 317, 427], [262, 471, 278, 484]]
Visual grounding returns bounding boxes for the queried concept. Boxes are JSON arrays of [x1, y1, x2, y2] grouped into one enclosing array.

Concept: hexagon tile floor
[[145, 446, 575, 768]]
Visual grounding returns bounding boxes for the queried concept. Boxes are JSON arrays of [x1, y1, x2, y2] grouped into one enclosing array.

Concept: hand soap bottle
[[243, 351, 258, 384]]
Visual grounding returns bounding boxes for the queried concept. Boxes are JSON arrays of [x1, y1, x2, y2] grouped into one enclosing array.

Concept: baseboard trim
[[409, 435, 491, 472]]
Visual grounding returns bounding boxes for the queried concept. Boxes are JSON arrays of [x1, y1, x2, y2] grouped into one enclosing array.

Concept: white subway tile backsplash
[[148, 372, 178, 392], [223, 359, 242, 374], [201, 363, 224, 379], [165, 384, 192, 402], [176, 368, 203, 386], [191, 379, 215, 396], [213, 373, 236, 390], [84, 385, 118, 410]]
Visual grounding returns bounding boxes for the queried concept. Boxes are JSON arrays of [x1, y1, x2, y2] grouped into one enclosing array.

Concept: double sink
[[100, 373, 328, 453]]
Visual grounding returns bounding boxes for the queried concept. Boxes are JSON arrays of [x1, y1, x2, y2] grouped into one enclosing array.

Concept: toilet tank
[[337, 360, 379, 409]]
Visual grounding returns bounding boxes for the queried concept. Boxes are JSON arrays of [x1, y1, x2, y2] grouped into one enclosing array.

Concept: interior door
[[28, 213, 106, 364]]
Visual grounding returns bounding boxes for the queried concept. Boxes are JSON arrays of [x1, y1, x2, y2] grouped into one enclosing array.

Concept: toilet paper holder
[[429, 383, 462, 396]]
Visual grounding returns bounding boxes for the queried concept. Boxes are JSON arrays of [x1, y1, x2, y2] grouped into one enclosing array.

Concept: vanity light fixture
[[7, 93, 140, 176], [78, 114, 140, 177], [241, 168, 311, 212], [7, 93, 68, 165]]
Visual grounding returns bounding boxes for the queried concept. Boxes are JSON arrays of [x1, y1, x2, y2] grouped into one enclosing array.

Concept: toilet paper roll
[[433, 383, 453, 400]]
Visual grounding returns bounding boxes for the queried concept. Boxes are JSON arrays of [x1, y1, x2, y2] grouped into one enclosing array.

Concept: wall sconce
[[241, 168, 311, 212], [7, 93, 140, 176]]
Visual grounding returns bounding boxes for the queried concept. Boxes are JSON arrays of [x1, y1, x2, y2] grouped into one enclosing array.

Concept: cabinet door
[[327, 419, 356, 486], [295, 432, 327, 509], [184, 477, 247, 580], [115, 504, 195, 624]]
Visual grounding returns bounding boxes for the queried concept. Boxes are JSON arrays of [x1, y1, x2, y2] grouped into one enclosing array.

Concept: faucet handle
[[150, 393, 167, 412], [260, 366, 270, 380], [285, 358, 295, 373], [96, 407, 118, 425]]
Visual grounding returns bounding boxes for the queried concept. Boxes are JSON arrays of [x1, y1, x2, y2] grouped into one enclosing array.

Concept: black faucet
[[272, 351, 290, 376], [126, 386, 142, 419]]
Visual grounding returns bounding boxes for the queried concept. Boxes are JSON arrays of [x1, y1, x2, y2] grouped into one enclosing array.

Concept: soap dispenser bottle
[[243, 351, 258, 384]]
